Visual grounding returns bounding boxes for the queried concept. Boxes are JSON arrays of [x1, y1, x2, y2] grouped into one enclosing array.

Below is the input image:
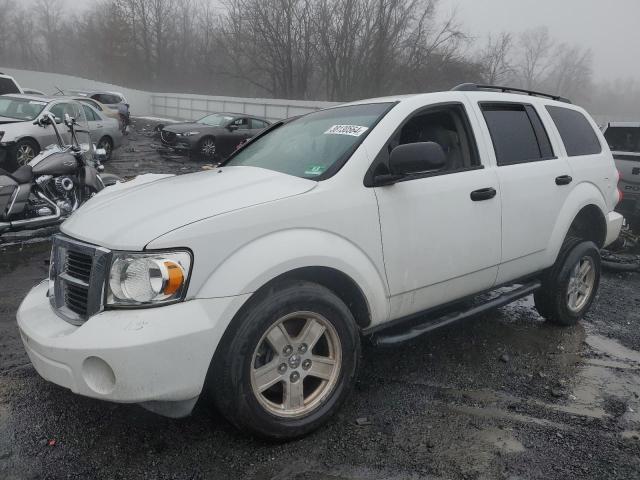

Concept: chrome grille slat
[[49, 234, 111, 325]]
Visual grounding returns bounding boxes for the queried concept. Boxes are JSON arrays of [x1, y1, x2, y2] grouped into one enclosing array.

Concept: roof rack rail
[[451, 83, 572, 104]]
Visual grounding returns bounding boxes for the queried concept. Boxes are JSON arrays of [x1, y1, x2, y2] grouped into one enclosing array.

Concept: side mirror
[[389, 142, 446, 176], [227, 124, 239, 131]]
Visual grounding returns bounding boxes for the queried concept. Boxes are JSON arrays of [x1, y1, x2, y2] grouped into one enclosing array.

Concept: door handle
[[555, 175, 573, 186], [470, 187, 497, 201]]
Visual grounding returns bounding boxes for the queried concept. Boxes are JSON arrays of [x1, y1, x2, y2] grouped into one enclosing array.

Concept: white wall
[[2, 67, 150, 114], [1, 67, 340, 121]]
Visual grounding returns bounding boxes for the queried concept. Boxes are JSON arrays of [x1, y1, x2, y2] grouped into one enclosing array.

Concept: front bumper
[[605, 211, 624, 247], [17, 281, 249, 416]]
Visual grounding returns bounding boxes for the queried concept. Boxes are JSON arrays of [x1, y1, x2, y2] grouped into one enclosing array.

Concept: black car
[[160, 113, 271, 160]]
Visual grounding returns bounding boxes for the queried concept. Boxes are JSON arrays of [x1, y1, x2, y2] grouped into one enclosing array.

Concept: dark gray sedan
[[160, 113, 271, 160]]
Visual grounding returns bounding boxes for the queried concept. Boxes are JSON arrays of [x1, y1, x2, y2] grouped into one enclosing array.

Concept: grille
[[160, 130, 177, 145], [49, 234, 111, 325]]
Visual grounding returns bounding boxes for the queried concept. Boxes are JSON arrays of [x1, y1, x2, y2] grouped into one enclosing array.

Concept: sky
[[439, 0, 640, 81]]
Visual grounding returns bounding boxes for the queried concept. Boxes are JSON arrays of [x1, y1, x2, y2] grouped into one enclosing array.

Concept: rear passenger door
[[476, 102, 573, 283]]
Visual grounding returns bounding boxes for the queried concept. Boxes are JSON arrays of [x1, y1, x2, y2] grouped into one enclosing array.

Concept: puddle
[[478, 428, 525, 453]]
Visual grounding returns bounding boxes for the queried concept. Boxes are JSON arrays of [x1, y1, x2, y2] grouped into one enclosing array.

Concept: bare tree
[[546, 44, 593, 99], [517, 26, 553, 90], [36, 0, 65, 70], [480, 32, 515, 85]]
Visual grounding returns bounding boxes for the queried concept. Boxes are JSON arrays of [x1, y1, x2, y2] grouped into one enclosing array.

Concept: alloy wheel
[[16, 144, 35, 166], [250, 311, 342, 418], [200, 139, 216, 157], [566, 256, 596, 313]]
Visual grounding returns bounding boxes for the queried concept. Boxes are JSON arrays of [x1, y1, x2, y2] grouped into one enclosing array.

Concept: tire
[[96, 136, 114, 162], [15, 138, 40, 167], [197, 136, 217, 160], [534, 236, 601, 326], [209, 280, 360, 439]]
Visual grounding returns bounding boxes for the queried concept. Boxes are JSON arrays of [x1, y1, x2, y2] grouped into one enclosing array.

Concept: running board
[[371, 281, 541, 347]]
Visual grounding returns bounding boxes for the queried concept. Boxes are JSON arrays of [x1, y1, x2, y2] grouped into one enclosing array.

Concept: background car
[[79, 102, 123, 161], [0, 73, 22, 95], [603, 122, 640, 232], [63, 90, 130, 133], [0, 95, 119, 169], [71, 96, 122, 128], [22, 88, 45, 96], [160, 113, 271, 160]]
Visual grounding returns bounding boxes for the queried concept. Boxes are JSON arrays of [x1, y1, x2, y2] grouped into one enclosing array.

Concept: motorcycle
[[0, 111, 122, 234]]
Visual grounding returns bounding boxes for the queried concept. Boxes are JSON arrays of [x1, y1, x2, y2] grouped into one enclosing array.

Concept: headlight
[[107, 250, 192, 307], [179, 131, 200, 137]]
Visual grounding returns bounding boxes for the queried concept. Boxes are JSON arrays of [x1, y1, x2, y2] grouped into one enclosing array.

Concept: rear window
[[603, 127, 640, 153], [91, 94, 121, 105], [0, 77, 20, 95], [546, 106, 602, 156], [481, 103, 554, 166]]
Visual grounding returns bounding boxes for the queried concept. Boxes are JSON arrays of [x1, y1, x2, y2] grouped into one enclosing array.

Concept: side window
[[251, 119, 268, 130], [82, 105, 97, 121], [49, 103, 68, 120], [546, 106, 602, 156], [481, 103, 554, 166], [370, 103, 480, 179], [232, 117, 249, 128]]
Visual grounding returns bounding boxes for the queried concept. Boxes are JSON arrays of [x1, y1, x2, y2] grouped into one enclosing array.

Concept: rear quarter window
[[546, 106, 602, 156]]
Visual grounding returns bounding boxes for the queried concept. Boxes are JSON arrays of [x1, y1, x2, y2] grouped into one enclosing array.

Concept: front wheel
[[209, 280, 360, 439], [15, 138, 40, 166], [534, 238, 601, 326]]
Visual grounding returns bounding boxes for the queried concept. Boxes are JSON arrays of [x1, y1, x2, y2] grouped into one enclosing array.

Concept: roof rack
[[451, 83, 572, 104]]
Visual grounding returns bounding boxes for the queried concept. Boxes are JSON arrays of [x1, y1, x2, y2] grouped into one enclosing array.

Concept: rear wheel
[[534, 237, 601, 326], [15, 139, 39, 166], [209, 280, 360, 439]]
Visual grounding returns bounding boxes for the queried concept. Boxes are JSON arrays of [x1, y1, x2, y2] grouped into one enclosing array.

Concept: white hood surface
[[61, 166, 316, 250]]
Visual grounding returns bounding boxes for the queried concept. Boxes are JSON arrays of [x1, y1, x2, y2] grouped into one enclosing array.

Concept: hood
[[0, 116, 23, 125], [61, 166, 317, 250], [163, 122, 221, 134]]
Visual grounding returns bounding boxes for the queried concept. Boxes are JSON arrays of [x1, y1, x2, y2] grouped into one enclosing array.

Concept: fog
[[440, 0, 640, 81], [2, 0, 639, 119]]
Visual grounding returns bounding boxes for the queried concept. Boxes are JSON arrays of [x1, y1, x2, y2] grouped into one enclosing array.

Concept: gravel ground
[[1, 122, 639, 479]]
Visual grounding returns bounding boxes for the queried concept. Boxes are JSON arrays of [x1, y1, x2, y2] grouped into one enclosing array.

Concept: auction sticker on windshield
[[304, 165, 326, 176], [324, 125, 369, 136]]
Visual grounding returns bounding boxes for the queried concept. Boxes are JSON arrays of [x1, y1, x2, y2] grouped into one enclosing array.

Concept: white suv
[[17, 84, 623, 439]]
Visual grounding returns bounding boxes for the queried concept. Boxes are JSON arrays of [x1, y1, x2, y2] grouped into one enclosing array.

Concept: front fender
[[195, 228, 390, 326], [546, 181, 607, 263]]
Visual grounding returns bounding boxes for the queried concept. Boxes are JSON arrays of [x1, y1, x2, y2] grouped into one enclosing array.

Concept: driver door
[[373, 102, 502, 319], [219, 117, 251, 157]]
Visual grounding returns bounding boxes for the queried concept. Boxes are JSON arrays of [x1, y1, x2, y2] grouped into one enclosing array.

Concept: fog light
[[82, 356, 116, 395]]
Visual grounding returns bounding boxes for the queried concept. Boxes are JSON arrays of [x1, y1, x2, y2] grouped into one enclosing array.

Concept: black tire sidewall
[[543, 240, 601, 325], [212, 281, 360, 439]]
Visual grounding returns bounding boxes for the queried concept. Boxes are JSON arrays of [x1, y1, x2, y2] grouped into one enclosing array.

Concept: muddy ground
[[1, 121, 639, 479]]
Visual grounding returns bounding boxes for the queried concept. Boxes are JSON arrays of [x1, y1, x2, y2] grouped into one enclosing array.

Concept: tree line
[[0, 0, 633, 114]]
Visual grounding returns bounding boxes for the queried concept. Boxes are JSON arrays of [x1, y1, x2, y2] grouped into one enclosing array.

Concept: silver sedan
[[0, 94, 122, 169]]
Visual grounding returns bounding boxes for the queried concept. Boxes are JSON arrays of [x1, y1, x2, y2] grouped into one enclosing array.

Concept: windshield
[[197, 113, 234, 126], [225, 103, 393, 179], [604, 127, 640, 153], [0, 97, 47, 120]]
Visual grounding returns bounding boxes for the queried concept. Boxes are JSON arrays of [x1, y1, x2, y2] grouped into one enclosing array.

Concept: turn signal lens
[[162, 260, 185, 296]]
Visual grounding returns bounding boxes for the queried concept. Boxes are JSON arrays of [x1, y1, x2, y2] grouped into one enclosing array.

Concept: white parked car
[[17, 84, 622, 439]]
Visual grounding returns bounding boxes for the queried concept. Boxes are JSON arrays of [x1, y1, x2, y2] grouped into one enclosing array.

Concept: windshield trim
[[220, 102, 397, 181]]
